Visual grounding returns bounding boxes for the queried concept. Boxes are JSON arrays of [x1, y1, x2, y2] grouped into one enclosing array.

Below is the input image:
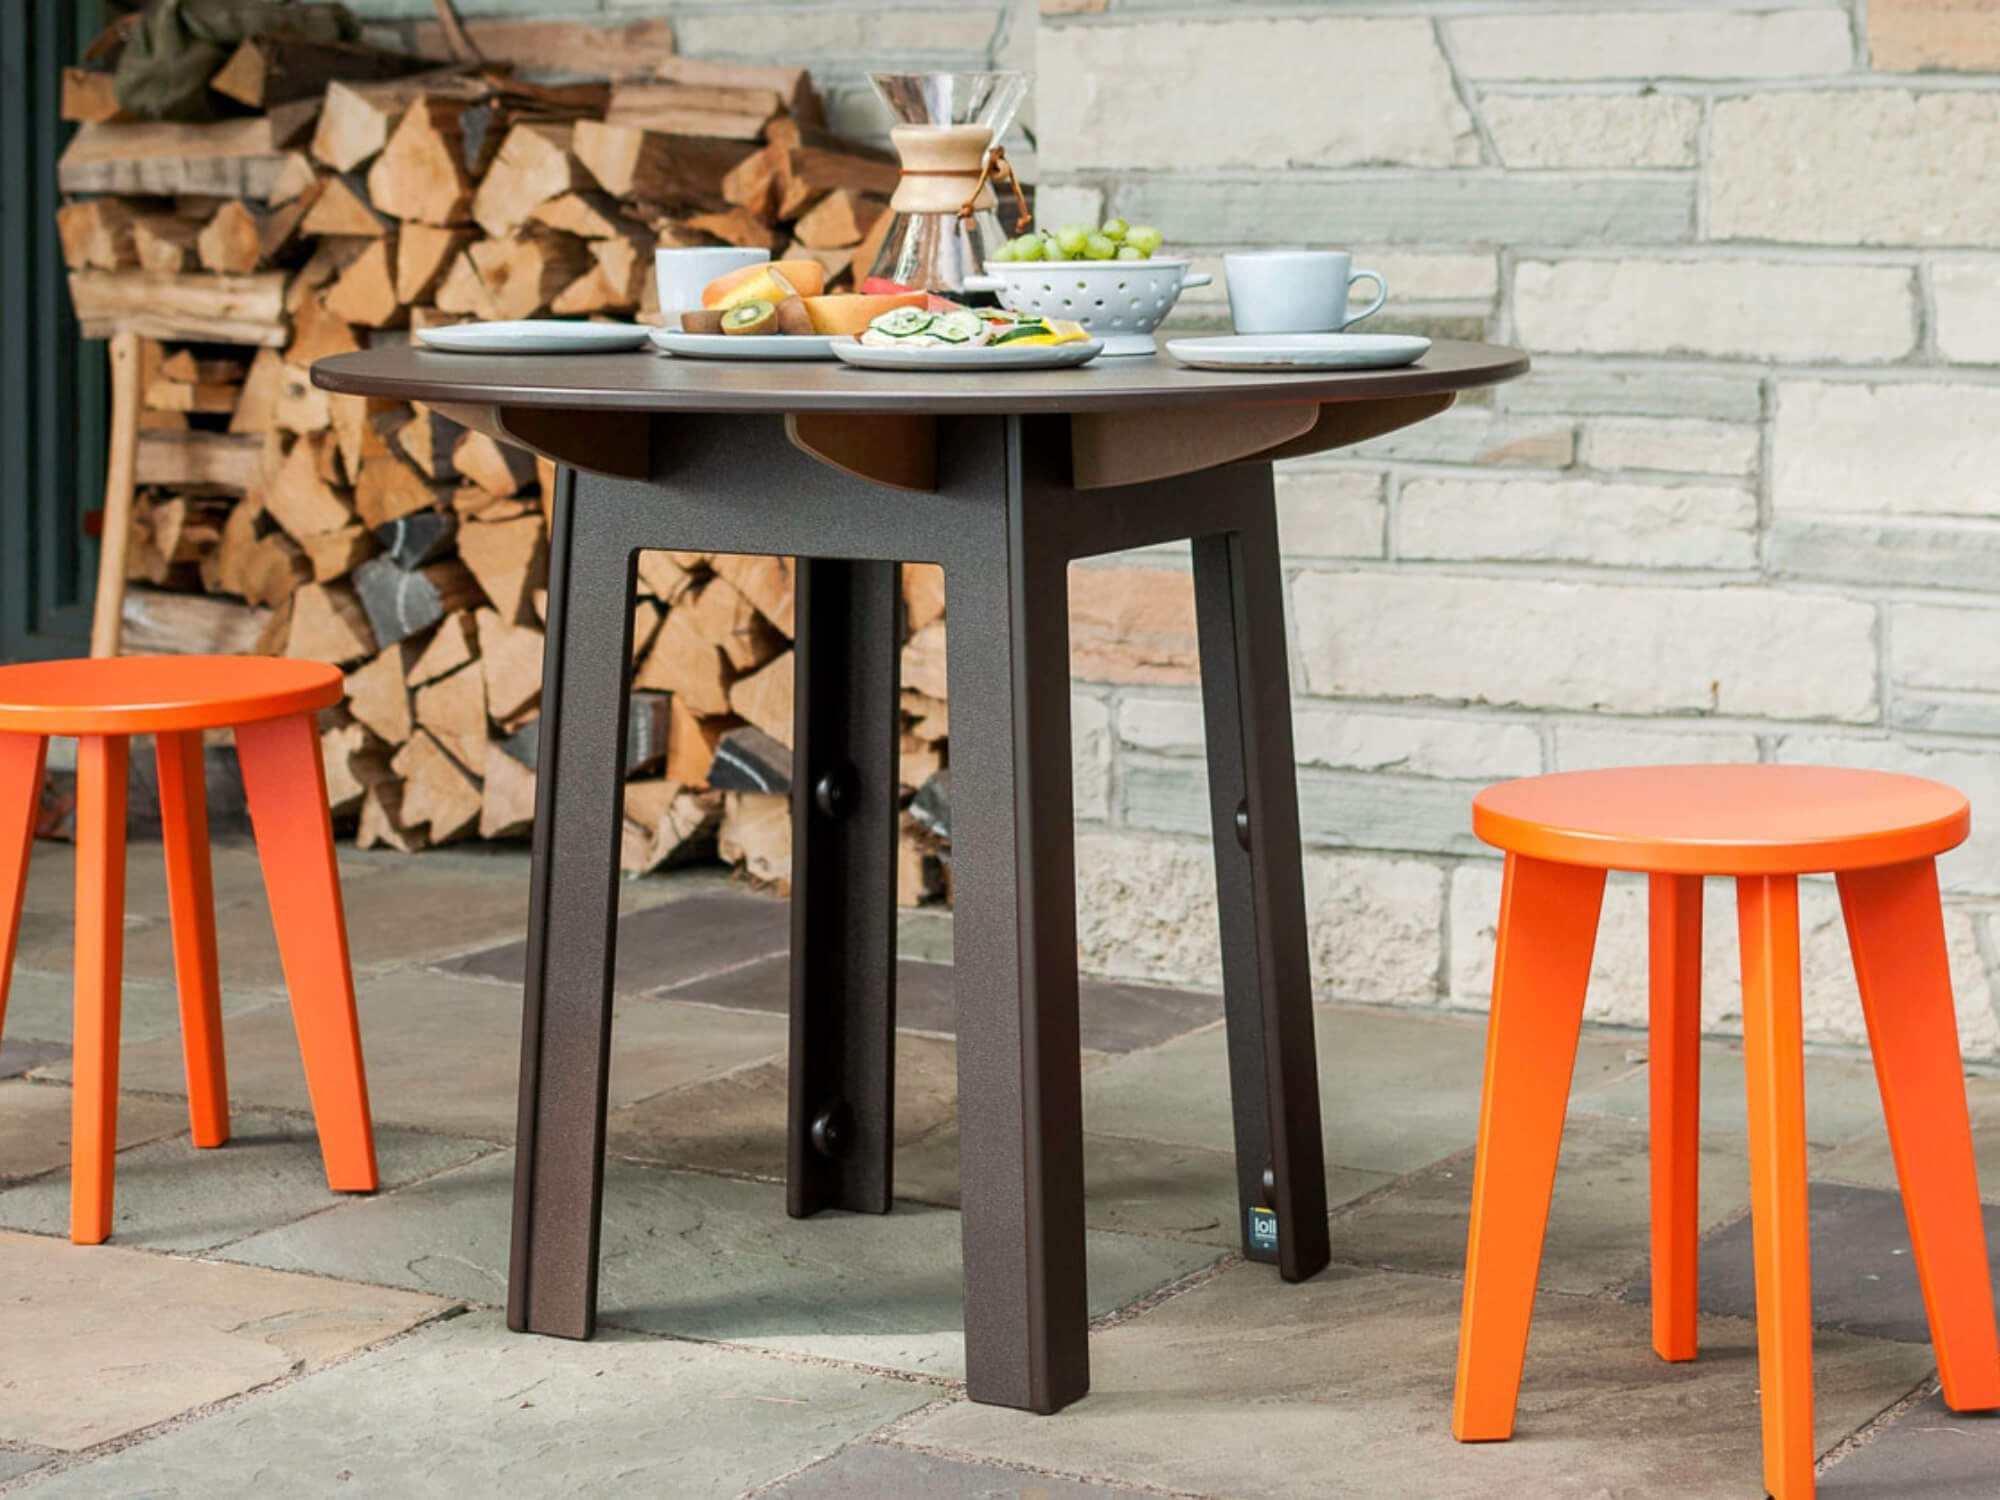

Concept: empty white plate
[[1164, 333, 1432, 372], [649, 330, 837, 361], [416, 321, 651, 355], [829, 337, 1103, 371]]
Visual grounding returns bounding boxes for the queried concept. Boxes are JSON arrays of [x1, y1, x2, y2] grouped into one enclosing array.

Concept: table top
[[313, 339, 1528, 416]]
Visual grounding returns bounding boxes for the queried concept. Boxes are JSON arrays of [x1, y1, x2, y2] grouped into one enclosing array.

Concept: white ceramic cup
[[1223, 250, 1387, 335], [654, 246, 769, 316]]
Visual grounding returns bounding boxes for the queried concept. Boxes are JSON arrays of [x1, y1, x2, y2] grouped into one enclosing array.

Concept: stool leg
[[1648, 873, 1703, 1362], [0, 733, 48, 1031], [1453, 853, 1606, 1442], [1192, 492, 1330, 1281], [1838, 859, 2000, 1413], [71, 735, 128, 1245], [787, 557, 902, 1218], [155, 729, 228, 1148], [1738, 873, 1815, 1500], [235, 713, 376, 1192]]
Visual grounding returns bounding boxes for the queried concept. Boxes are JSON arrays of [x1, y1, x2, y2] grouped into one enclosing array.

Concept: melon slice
[[702, 258, 828, 308], [801, 292, 928, 337]]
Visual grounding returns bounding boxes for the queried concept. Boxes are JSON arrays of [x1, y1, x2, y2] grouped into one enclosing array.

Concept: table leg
[[1191, 488, 1332, 1282], [945, 440, 1091, 1413], [509, 467, 637, 1340], [788, 557, 903, 1217]]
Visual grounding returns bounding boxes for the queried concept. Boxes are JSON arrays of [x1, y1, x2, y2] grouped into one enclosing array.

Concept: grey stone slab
[[0, 1451, 48, 1484], [0, 1110, 495, 1253], [0, 1039, 65, 1079], [1821, 1393, 2000, 1497], [17, 839, 289, 922], [1821, 1075, 2000, 1203], [0, 1228, 448, 1451], [657, 952, 1222, 1055], [1640, 1180, 2000, 1344], [1085, 1004, 1638, 1177], [769, 1444, 1158, 1499], [2, 970, 276, 1048], [39, 971, 786, 1141], [437, 888, 790, 994], [607, 1033, 962, 1180], [898, 1129, 1394, 1248], [1572, 1040, 1888, 1148], [1335, 1115, 1752, 1294], [1116, 173, 1696, 248], [898, 906, 954, 963], [901, 1261, 1937, 1500], [0, 1082, 191, 1186], [1770, 516, 2000, 594], [221, 1153, 1220, 1380], [17, 1310, 931, 1499]]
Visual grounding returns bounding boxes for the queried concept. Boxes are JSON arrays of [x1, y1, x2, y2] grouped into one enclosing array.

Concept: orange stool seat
[[0, 656, 377, 1245], [1453, 765, 2000, 1500]]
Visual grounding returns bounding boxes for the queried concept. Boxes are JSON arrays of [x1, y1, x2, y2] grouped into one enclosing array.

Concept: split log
[[720, 792, 790, 888], [211, 36, 423, 112], [267, 433, 354, 540], [241, 532, 312, 609], [407, 610, 479, 686], [313, 71, 487, 175], [708, 724, 791, 794], [323, 237, 405, 327], [452, 430, 537, 496], [413, 662, 487, 772], [395, 222, 476, 304], [286, 580, 377, 665], [392, 409, 462, 480], [683, 206, 778, 252], [144, 378, 238, 414], [302, 525, 377, 581], [274, 364, 332, 434], [60, 118, 297, 199], [411, 16, 679, 77], [62, 68, 128, 125], [392, 729, 482, 844], [367, 96, 473, 225], [710, 554, 796, 637], [432, 250, 501, 320], [903, 563, 946, 632], [330, 393, 403, 480], [572, 120, 745, 207], [455, 513, 546, 625], [132, 215, 202, 274], [684, 575, 784, 672], [300, 173, 393, 238], [351, 555, 484, 647], [605, 81, 779, 142], [68, 269, 288, 346], [661, 57, 823, 128], [344, 643, 417, 744], [471, 122, 588, 239], [902, 619, 948, 700], [285, 288, 363, 365], [56, 199, 137, 270], [666, 697, 730, 786], [267, 152, 322, 208], [355, 452, 451, 530], [622, 779, 723, 876], [375, 508, 457, 570], [160, 350, 245, 383], [793, 189, 884, 250], [728, 650, 794, 747], [468, 231, 593, 320], [480, 739, 537, 839], [635, 608, 732, 716], [357, 773, 427, 852], [195, 200, 262, 273], [626, 691, 672, 774], [531, 191, 639, 240], [136, 429, 262, 490], [475, 609, 544, 725], [636, 550, 698, 605]]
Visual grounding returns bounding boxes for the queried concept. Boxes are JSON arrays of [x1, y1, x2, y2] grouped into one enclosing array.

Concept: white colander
[[961, 258, 1212, 356]]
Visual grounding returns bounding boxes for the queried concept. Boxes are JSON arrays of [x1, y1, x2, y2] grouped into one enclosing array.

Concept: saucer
[[1164, 333, 1431, 372], [416, 321, 651, 354]]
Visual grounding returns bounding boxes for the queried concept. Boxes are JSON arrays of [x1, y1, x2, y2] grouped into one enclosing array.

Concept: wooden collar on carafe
[[889, 123, 1000, 213]]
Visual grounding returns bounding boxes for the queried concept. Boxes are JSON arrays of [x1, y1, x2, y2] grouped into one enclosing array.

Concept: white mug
[[654, 246, 769, 315], [1224, 250, 1387, 335]]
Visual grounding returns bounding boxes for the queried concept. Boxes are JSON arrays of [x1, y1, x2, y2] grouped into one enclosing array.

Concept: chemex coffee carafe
[[866, 70, 1030, 295]]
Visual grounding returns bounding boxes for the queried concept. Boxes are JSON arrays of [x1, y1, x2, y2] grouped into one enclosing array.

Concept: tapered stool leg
[[0, 732, 47, 1031], [944, 422, 1089, 1414], [71, 734, 129, 1245], [1453, 853, 1606, 1441], [510, 468, 635, 1340], [787, 557, 902, 1218], [1737, 873, 1815, 1500], [1192, 488, 1330, 1281], [1648, 873, 1703, 1362], [236, 713, 376, 1192], [156, 729, 228, 1148], [1839, 858, 2000, 1413]]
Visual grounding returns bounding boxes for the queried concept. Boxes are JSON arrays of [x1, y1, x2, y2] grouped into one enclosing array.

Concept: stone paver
[[17, 840, 281, 922], [0, 1110, 494, 1252], [0, 1082, 195, 1186], [901, 1262, 1936, 1500], [607, 1033, 961, 1180], [42, 971, 787, 1140], [0, 1451, 48, 1485], [1335, 1114, 1753, 1293], [768, 1443, 1160, 1498], [1647, 1180, 2000, 1344], [1572, 1040, 1890, 1147], [439, 889, 790, 994], [0, 1040, 66, 1080], [1084, 1004, 1638, 1177], [219, 1152, 1219, 1380], [898, 1130, 1393, 1248], [1, 970, 274, 1048], [1819, 1073, 2000, 1202], [14, 1311, 930, 1498], [0, 1229, 449, 1451], [1821, 1392, 2000, 1497]]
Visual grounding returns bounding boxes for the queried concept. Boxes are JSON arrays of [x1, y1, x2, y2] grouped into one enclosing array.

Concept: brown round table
[[315, 338, 1529, 1414]]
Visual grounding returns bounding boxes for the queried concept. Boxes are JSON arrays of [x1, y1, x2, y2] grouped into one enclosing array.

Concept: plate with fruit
[[961, 219, 1208, 356], [829, 306, 1101, 370], [648, 259, 930, 361]]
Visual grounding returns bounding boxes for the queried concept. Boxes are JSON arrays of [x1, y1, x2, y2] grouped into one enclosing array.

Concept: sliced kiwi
[[680, 308, 725, 335], [721, 300, 779, 336], [775, 295, 814, 336]]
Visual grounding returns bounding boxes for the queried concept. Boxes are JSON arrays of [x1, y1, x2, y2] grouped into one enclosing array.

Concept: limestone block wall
[[1035, 0, 2000, 1059]]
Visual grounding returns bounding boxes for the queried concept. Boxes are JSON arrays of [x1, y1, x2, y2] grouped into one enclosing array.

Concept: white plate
[[829, 337, 1103, 371], [649, 330, 837, 361], [1164, 333, 1431, 372], [416, 321, 651, 355]]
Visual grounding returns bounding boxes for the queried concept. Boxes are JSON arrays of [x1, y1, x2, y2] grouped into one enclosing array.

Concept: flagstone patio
[[0, 839, 1995, 1496]]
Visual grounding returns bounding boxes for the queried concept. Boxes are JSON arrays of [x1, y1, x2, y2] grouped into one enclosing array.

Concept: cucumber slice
[[930, 310, 987, 345], [992, 321, 1053, 345], [870, 306, 936, 339]]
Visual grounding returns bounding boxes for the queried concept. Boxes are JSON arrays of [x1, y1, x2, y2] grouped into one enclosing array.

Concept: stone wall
[[356, 0, 2000, 1057]]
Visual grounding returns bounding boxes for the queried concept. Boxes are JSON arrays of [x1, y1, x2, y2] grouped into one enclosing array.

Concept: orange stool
[[0, 656, 377, 1244], [1452, 765, 2000, 1500]]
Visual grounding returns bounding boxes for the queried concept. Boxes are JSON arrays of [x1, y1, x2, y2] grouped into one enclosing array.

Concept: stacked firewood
[[56, 36, 945, 899]]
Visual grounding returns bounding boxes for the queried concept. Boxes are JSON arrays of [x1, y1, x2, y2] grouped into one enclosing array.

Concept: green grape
[[1083, 232, 1117, 261], [1009, 233, 1044, 261], [1115, 244, 1144, 261], [1053, 224, 1090, 258], [990, 239, 1016, 262], [1100, 217, 1129, 242], [1125, 224, 1164, 256]]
